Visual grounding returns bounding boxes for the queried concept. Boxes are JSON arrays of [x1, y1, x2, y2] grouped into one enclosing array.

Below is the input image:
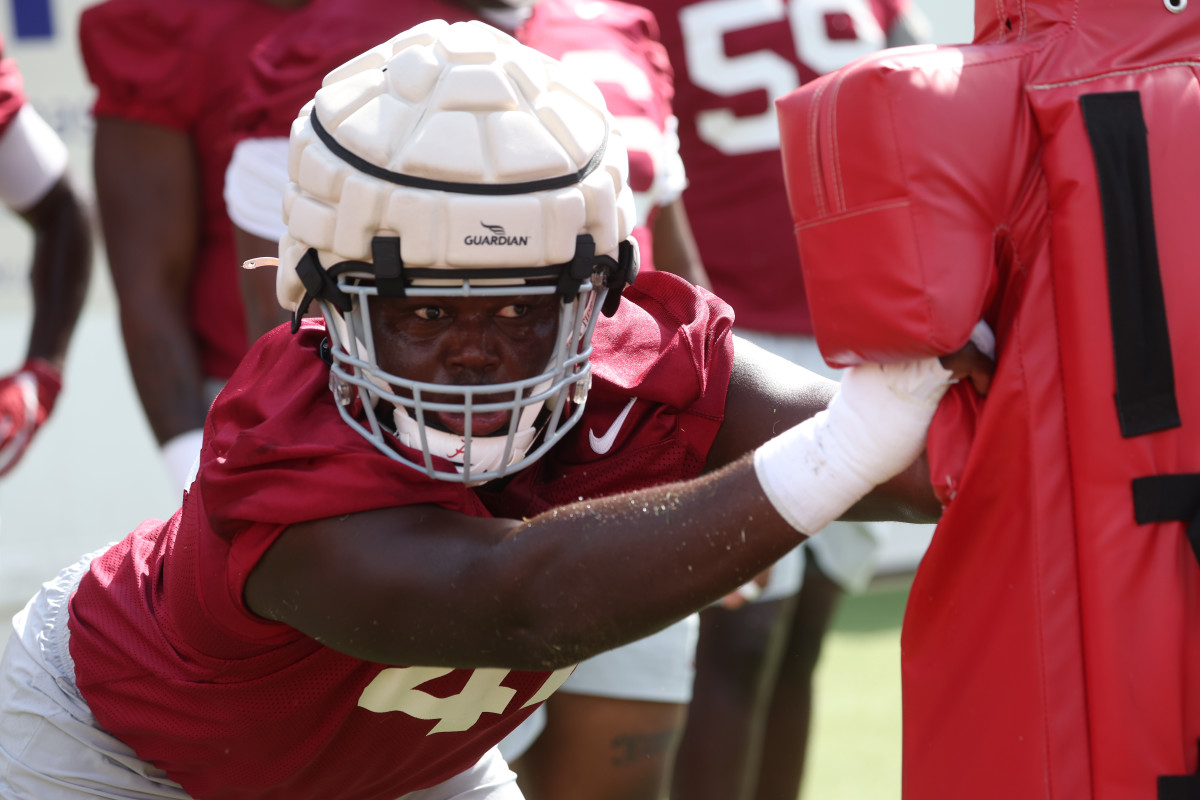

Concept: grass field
[[799, 579, 910, 800]]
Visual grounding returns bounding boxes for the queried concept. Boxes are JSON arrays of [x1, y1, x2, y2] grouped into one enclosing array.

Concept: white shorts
[[498, 614, 698, 762], [758, 546, 804, 602], [0, 551, 521, 800], [735, 328, 933, 595]]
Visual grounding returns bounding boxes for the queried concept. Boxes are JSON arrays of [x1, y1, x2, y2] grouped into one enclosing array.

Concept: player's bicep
[[705, 335, 836, 471]]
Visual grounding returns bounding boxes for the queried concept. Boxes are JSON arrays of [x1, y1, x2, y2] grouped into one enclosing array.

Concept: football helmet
[[277, 19, 639, 484]]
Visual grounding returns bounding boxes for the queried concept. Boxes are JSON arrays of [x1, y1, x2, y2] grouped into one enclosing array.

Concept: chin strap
[[601, 239, 639, 317], [292, 248, 352, 333]]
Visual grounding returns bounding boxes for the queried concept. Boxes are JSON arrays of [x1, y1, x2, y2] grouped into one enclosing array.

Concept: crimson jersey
[[67, 272, 734, 800], [629, 0, 909, 334], [232, 0, 680, 269], [0, 33, 26, 138], [519, 1, 679, 267], [79, 0, 300, 380]]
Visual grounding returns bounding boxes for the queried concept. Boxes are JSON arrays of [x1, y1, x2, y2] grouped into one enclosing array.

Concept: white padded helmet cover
[[277, 19, 636, 315]]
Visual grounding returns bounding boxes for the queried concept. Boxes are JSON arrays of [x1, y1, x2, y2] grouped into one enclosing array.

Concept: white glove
[[754, 357, 953, 535]]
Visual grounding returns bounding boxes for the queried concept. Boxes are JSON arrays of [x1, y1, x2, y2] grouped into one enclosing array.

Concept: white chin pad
[[391, 397, 543, 476]]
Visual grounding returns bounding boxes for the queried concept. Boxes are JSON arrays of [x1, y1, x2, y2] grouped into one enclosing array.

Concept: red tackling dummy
[[777, 0, 1200, 797]]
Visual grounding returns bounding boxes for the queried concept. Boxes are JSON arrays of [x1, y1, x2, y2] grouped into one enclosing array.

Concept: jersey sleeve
[[189, 322, 489, 639], [483, 271, 735, 518], [199, 324, 486, 534], [594, 270, 735, 425], [79, 0, 205, 129]]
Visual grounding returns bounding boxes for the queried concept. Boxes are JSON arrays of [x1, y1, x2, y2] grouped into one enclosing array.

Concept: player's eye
[[414, 306, 446, 321], [497, 303, 530, 319]]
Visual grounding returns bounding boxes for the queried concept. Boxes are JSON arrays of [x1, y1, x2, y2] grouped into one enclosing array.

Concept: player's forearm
[[23, 176, 92, 368], [267, 460, 802, 673], [95, 120, 207, 444], [492, 359, 956, 668], [494, 455, 801, 669], [842, 454, 942, 523], [116, 301, 209, 444], [247, 360, 953, 671]]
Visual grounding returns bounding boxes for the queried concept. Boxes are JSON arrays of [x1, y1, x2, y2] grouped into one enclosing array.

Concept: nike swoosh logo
[[588, 397, 637, 455]]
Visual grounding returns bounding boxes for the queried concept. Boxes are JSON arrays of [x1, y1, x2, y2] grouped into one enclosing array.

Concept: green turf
[[799, 579, 910, 800]]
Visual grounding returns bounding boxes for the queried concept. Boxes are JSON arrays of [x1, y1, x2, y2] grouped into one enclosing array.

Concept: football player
[[0, 22, 983, 800], [223, 2, 712, 797], [0, 33, 92, 479], [623, 1, 933, 797]]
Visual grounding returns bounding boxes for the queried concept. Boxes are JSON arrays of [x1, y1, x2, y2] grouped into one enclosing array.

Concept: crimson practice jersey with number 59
[[630, 0, 924, 336]]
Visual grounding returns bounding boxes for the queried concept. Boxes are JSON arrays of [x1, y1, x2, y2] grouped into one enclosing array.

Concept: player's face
[[368, 293, 561, 435]]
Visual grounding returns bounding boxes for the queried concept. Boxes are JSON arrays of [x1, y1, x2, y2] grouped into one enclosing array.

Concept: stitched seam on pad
[[808, 79, 829, 217], [1038, 226, 1088, 797], [830, 69, 848, 212], [792, 199, 910, 229], [1028, 61, 1200, 90], [881, 67, 927, 342]]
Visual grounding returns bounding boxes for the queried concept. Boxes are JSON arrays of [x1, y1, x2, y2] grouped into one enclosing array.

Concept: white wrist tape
[[754, 357, 954, 535], [162, 428, 205, 496]]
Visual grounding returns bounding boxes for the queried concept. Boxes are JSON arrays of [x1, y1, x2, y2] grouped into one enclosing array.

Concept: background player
[[0, 21, 983, 799], [224, 2, 709, 797], [79, 0, 310, 494], [0, 32, 92, 479], [623, 1, 932, 797]]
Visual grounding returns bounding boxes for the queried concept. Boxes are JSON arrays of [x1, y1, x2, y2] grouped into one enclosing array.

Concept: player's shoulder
[[616, 270, 733, 331], [591, 272, 734, 390], [202, 321, 480, 527]]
